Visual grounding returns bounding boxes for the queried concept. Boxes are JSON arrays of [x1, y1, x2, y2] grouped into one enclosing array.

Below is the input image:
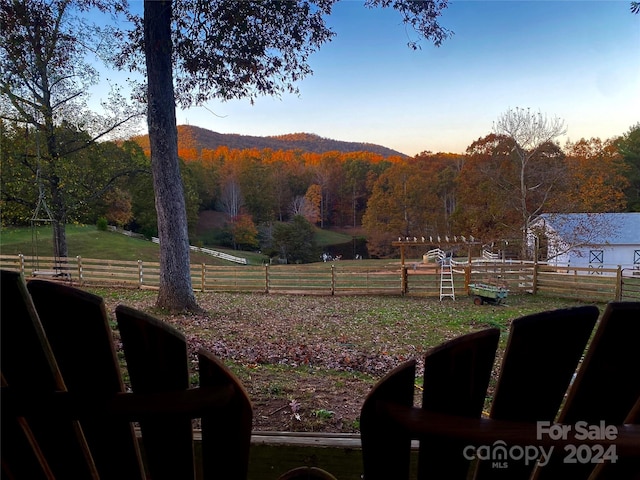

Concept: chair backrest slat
[[360, 328, 501, 480], [2, 272, 253, 479], [199, 349, 253, 480], [360, 360, 417, 480], [474, 306, 599, 479], [418, 328, 500, 480], [27, 280, 145, 479], [360, 301, 639, 480], [587, 397, 640, 480], [534, 302, 640, 480], [115, 304, 196, 480], [1, 271, 98, 479], [2, 369, 59, 480]]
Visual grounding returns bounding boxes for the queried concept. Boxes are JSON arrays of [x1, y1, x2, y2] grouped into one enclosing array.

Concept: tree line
[[3, 117, 638, 261]]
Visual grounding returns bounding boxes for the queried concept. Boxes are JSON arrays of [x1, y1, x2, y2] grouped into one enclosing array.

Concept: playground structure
[[30, 174, 64, 278], [392, 237, 510, 303], [439, 254, 455, 301], [26, 123, 66, 279], [391, 236, 481, 267]]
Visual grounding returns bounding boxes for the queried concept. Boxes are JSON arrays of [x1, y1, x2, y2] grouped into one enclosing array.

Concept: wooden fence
[[2, 254, 639, 302]]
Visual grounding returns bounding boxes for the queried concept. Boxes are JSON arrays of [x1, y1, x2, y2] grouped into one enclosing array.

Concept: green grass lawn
[[0, 225, 367, 266], [0, 225, 256, 265], [313, 226, 353, 247], [2, 225, 158, 261]]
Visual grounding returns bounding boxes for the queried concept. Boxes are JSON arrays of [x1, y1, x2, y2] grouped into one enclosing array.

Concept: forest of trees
[[3, 121, 638, 260]]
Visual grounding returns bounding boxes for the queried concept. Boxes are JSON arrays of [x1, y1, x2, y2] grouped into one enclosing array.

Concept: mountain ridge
[[133, 125, 409, 157]]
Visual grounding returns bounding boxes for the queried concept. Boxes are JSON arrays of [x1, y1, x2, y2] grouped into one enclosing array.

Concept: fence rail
[[152, 237, 247, 265], [621, 268, 640, 301], [2, 254, 638, 302]]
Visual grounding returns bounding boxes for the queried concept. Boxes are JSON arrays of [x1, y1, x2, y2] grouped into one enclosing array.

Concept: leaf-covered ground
[[96, 288, 598, 433]]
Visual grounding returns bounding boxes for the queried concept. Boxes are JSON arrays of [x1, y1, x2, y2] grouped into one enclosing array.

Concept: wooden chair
[[1, 270, 252, 479], [361, 302, 640, 479]]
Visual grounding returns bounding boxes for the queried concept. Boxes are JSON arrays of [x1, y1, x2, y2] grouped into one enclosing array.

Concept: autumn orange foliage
[[127, 127, 631, 253]]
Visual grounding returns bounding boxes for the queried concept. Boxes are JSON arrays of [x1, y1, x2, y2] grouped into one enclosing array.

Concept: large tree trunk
[[49, 173, 67, 259], [43, 101, 68, 260], [144, 0, 198, 311]]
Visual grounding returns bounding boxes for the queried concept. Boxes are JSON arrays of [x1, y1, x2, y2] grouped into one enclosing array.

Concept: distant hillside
[[131, 125, 408, 157]]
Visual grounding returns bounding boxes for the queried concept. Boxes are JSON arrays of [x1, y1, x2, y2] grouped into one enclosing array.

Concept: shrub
[[96, 217, 108, 231]]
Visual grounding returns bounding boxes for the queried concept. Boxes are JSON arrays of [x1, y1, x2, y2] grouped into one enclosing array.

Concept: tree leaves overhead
[[1, 0, 89, 126], [118, 0, 452, 108], [120, 0, 334, 107], [1, 0, 129, 131], [365, 0, 453, 49], [1, 0, 144, 258]]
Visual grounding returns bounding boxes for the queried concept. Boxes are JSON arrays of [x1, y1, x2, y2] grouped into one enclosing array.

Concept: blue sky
[[100, 1, 640, 156]]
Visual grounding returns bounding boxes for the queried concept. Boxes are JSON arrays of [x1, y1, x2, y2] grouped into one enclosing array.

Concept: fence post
[[401, 265, 407, 295], [76, 256, 83, 285], [615, 265, 622, 301], [18, 254, 25, 276], [532, 264, 538, 295], [138, 260, 143, 288], [464, 264, 470, 293], [201, 263, 206, 292], [331, 264, 335, 295], [264, 264, 269, 294]]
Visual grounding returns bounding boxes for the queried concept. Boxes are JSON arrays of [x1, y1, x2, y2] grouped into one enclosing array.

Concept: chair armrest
[[2, 384, 236, 420], [379, 401, 640, 456]]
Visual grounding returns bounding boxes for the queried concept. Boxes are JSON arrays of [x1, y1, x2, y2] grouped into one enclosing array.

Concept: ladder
[[439, 255, 456, 301]]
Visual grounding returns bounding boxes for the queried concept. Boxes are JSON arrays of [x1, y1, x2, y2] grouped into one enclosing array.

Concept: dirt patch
[[104, 292, 392, 433], [250, 374, 370, 433]]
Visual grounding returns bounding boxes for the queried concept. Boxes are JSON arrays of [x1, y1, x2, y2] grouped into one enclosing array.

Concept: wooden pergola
[[391, 238, 482, 267]]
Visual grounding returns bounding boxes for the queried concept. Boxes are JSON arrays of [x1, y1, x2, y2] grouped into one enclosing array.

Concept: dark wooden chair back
[[360, 302, 640, 479], [1, 270, 252, 480]]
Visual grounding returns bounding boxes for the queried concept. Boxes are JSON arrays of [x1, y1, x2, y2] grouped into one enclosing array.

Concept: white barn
[[531, 213, 640, 271]]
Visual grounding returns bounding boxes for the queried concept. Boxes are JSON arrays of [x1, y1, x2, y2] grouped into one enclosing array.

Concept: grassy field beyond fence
[[2, 225, 638, 301]]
